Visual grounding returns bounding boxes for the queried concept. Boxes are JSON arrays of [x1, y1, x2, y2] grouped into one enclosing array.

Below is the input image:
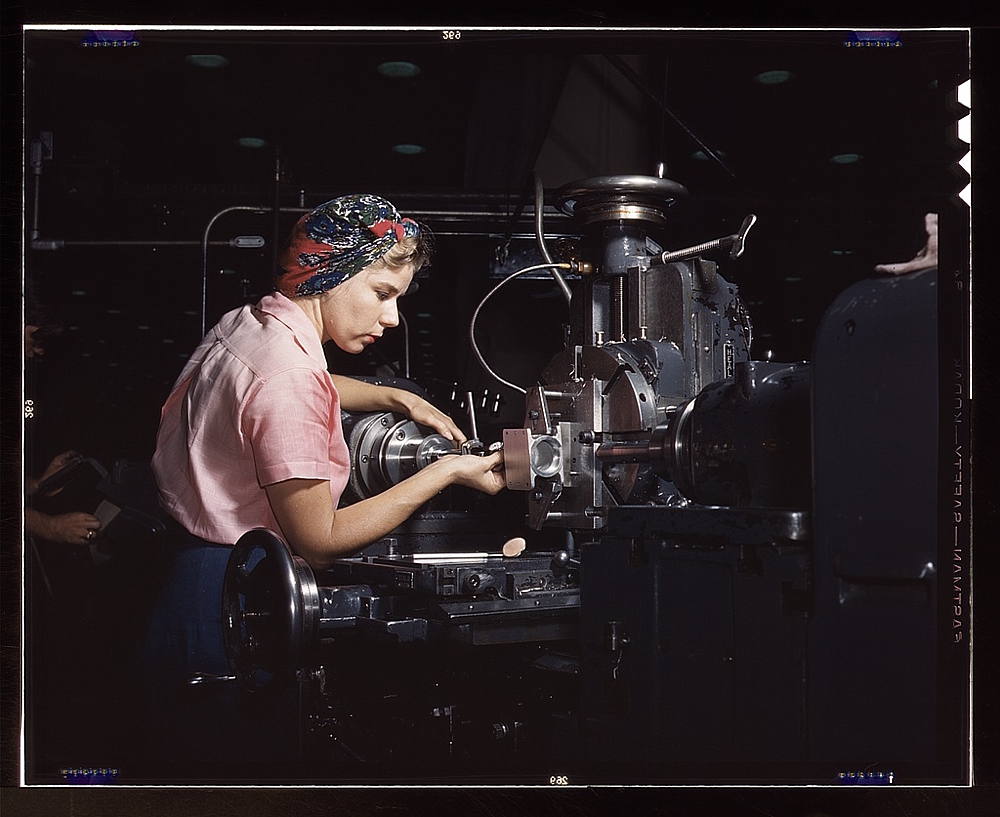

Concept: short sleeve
[[242, 367, 340, 487]]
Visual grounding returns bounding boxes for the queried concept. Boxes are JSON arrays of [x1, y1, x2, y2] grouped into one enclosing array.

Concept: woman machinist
[[139, 194, 505, 769]]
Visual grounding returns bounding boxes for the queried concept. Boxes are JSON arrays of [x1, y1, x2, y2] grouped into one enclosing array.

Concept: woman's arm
[[265, 451, 504, 571], [330, 374, 466, 442]]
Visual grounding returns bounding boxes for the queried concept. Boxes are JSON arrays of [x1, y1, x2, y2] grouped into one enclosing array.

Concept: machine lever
[[659, 213, 757, 264], [465, 391, 479, 441], [551, 550, 580, 572]]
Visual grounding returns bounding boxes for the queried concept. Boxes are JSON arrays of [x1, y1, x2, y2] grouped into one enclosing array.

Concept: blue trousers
[[135, 532, 299, 774]]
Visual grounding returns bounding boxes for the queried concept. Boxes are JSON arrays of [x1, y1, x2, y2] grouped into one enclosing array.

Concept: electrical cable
[[534, 173, 573, 305], [468, 262, 572, 395]]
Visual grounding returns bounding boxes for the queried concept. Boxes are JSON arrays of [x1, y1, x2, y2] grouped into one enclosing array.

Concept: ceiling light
[[754, 70, 794, 85], [186, 54, 229, 69], [377, 61, 421, 78], [236, 137, 268, 149], [691, 149, 726, 161], [830, 153, 863, 164], [392, 143, 426, 155]]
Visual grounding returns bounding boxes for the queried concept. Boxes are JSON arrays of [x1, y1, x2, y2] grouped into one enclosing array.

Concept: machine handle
[[659, 213, 757, 263]]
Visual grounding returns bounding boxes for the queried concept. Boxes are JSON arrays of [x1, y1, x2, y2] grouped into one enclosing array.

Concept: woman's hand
[[437, 451, 506, 494], [329, 375, 467, 442], [400, 393, 467, 443]]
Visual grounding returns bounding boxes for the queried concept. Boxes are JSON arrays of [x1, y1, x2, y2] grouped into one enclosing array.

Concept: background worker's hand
[[875, 213, 938, 275], [32, 511, 102, 545], [38, 450, 82, 485]]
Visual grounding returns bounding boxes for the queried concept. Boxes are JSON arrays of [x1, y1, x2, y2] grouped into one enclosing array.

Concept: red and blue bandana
[[277, 194, 420, 297]]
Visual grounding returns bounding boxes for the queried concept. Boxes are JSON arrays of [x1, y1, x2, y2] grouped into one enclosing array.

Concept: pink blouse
[[151, 292, 350, 545]]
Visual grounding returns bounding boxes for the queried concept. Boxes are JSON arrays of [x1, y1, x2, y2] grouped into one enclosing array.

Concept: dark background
[[4, 12, 997, 817]]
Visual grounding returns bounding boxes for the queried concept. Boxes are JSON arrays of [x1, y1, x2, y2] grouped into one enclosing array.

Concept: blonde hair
[[380, 230, 433, 272]]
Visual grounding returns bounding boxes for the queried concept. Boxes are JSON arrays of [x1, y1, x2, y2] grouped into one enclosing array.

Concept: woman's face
[[319, 261, 415, 353]]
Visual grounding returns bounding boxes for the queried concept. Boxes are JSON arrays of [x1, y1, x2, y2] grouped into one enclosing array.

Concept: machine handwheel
[[222, 528, 320, 693], [556, 174, 689, 227]]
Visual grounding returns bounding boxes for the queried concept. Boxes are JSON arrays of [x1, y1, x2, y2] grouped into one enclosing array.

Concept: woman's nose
[[380, 299, 399, 328]]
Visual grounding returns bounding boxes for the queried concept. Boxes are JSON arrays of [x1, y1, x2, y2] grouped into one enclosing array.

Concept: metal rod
[[465, 391, 479, 440], [272, 147, 283, 274], [33, 240, 236, 247], [660, 214, 757, 264], [201, 206, 274, 337], [534, 173, 573, 305], [398, 311, 410, 380]]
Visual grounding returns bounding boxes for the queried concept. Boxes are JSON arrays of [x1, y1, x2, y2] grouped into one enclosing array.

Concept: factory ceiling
[[23, 28, 968, 205]]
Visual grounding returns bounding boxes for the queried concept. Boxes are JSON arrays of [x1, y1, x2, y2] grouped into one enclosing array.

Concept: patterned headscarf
[[276, 194, 421, 297]]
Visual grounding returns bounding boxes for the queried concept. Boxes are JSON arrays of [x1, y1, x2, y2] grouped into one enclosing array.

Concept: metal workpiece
[[501, 428, 562, 491]]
